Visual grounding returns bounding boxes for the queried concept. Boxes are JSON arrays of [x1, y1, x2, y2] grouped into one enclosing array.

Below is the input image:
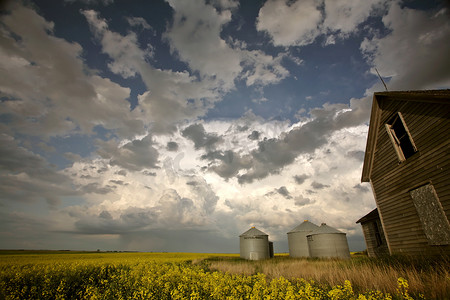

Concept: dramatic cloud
[[257, 0, 322, 47], [82, 9, 220, 134], [166, 141, 179, 151], [0, 4, 144, 138], [354, 184, 370, 193], [0, 210, 56, 249], [293, 174, 309, 185], [164, 0, 242, 91], [60, 151, 222, 241], [1, 1, 447, 253], [346, 150, 365, 161], [276, 186, 292, 199], [0, 134, 76, 207], [311, 181, 330, 190], [81, 182, 116, 195], [322, 0, 386, 37], [239, 51, 290, 86], [165, 0, 290, 92], [96, 135, 159, 171], [182, 123, 222, 150], [294, 195, 314, 207], [361, 2, 450, 90], [210, 97, 372, 184], [0, 134, 47, 174], [126, 16, 152, 30], [256, 0, 387, 47], [74, 207, 158, 235], [247, 131, 260, 141]]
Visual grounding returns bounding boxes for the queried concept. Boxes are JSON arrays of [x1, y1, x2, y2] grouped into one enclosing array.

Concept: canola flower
[[0, 252, 421, 300]]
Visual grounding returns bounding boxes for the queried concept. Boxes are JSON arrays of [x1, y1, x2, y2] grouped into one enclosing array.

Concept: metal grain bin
[[287, 220, 319, 257], [239, 227, 270, 260], [307, 223, 351, 259]]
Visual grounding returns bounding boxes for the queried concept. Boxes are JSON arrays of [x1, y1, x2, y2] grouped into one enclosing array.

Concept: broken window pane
[[386, 113, 417, 161]]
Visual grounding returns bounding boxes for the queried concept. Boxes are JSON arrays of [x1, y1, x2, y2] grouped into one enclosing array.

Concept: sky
[[1, 0, 449, 253]]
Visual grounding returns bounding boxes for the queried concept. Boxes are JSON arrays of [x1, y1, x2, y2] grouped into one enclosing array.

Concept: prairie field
[[0, 250, 448, 299]]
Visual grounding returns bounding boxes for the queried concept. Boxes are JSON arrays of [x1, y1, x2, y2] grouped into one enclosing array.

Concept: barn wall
[[361, 219, 389, 257], [370, 98, 450, 255]]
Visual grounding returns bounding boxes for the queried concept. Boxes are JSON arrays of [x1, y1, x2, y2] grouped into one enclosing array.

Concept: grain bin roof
[[287, 220, 319, 234], [307, 223, 345, 236], [239, 227, 268, 237]]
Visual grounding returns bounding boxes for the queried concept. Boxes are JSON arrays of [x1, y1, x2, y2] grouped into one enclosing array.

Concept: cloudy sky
[[1, 0, 449, 253]]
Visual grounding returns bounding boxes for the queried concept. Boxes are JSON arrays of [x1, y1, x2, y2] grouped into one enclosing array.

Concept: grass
[[1, 250, 448, 299], [205, 253, 450, 299], [0, 250, 234, 265]]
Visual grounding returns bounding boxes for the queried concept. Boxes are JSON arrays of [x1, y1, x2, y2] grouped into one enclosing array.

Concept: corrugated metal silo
[[239, 227, 270, 260], [287, 220, 319, 257], [307, 223, 351, 259]]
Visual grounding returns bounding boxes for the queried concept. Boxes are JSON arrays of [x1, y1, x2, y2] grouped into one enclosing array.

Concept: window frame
[[385, 112, 418, 162]]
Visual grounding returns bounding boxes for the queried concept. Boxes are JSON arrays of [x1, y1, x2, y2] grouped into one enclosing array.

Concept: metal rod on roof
[[375, 68, 388, 91]]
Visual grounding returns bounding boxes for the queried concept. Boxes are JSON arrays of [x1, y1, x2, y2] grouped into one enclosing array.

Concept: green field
[[0, 250, 448, 299]]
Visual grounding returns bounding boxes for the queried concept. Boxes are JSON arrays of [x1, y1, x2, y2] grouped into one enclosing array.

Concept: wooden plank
[[372, 153, 450, 197], [380, 212, 419, 226]]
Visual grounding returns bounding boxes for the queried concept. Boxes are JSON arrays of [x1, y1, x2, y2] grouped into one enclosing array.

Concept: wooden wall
[[370, 97, 450, 255], [361, 219, 389, 257]]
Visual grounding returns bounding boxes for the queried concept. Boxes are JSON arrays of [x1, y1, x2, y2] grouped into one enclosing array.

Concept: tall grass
[[206, 254, 450, 299]]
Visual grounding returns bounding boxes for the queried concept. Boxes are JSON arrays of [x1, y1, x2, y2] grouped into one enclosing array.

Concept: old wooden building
[[356, 208, 389, 257], [360, 90, 450, 256]]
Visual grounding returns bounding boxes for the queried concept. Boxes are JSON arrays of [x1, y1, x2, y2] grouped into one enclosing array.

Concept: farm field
[[0, 250, 448, 299]]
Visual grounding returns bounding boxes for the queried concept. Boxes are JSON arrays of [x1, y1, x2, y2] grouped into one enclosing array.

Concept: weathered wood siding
[[361, 219, 389, 257], [370, 98, 450, 255]]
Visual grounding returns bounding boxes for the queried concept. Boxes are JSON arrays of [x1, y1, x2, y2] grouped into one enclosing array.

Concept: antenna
[[375, 68, 388, 91]]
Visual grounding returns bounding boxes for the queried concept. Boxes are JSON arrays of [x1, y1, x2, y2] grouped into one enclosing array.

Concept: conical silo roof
[[287, 220, 319, 234], [307, 223, 345, 236], [239, 227, 268, 237]]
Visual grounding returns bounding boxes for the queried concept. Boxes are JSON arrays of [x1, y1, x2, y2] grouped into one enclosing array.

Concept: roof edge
[[361, 94, 381, 182], [374, 89, 450, 102], [239, 227, 268, 237], [356, 208, 379, 224]]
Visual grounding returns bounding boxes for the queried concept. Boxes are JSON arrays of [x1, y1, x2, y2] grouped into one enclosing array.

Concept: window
[[373, 221, 383, 247], [410, 184, 450, 245], [385, 112, 417, 162]]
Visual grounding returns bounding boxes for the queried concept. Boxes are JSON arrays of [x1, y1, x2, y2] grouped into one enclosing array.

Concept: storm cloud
[[0, 0, 447, 253], [205, 97, 372, 184], [96, 135, 159, 171], [182, 123, 223, 150]]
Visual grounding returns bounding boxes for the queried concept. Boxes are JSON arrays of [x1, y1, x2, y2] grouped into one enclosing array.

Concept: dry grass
[[207, 255, 450, 299]]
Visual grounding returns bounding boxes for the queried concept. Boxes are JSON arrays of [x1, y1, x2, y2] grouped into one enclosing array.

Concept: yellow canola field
[[0, 252, 412, 299]]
